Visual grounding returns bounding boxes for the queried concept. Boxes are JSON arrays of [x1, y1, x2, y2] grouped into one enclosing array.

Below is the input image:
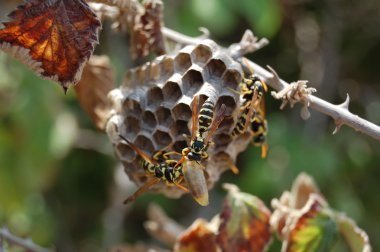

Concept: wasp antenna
[[190, 95, 200, 141], [119, 135, 158, 165]]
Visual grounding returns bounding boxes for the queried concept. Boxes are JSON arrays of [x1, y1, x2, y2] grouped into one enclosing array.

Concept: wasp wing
[[182, 160, 209, 206]]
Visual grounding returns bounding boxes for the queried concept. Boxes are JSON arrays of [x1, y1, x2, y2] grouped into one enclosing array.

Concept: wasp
[[119, 135, 188, 204], [231, 60, 269, 158], [250, 112, 268, 158], [231, 75, 267, 137], [175, 96, 228, 206], [180, 96, 225, 161]]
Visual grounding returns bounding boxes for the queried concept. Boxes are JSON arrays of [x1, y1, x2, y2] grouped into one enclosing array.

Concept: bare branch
[[162, 27, 203, 45], [160, 27, 380, 141], [0, 228, 54, 252]]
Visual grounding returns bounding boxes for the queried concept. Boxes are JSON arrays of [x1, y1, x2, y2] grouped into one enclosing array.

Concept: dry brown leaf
[[0, 0, 101, 92], [174, 219, 218, 252], [129, 0, 165, 59], [74, 55, 115, 130]]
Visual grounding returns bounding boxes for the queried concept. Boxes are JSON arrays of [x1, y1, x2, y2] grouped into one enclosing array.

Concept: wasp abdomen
[[198, 99, 214, 135]]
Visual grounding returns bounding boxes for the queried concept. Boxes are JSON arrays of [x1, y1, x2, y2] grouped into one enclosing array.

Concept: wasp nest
[[106, 40, 251, 198]]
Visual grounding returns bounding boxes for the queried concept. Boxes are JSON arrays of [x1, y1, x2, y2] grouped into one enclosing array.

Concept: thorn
[[198, 27, 210, 39], [279, 100, 288, 110], [266, 65, 283, 90], [333, 119, 343, 135], [338, 94, 350, 110], [301, 105, 311, 120]]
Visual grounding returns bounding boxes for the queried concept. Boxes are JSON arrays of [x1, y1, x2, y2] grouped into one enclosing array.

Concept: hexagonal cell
[[172, 139, 188, 153], [123, 97, 142, 117], [170, 120, 191, 138], [146, 86, 163, 109], [156, 106, 174, 127], [134, 134, 155, 154], [203, 59, 227, 80], [222, 69, 242, 90], [213, 133, 232, 149], [124, 116, 140, 138], [182, 69, 204, 96], [162, 81, 182, 105], [135, 65, 148, 85], [141, 110, 157, 130], [153, 130, 173, 149], [159, 56, 174, 82], [174, 52, 192, 74], [115, 142, 136, 162], [191, 44, 213, 66], [148, 62, 159, 82], [216, 95, 237, 117], [123, 71, 135, 87], [172, 103, 192, 121], [218, 117, 235, 132]]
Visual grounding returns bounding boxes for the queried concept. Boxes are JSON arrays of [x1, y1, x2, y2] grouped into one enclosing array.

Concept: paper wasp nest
[[107, 40, 251, 198]]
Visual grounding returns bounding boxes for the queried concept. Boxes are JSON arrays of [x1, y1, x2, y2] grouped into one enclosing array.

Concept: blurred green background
[[1, 0, 380, 251]]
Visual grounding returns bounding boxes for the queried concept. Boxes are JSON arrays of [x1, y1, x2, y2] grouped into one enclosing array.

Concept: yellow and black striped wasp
[[119, 135, 188, 204], [175, 95, 227, 206], [231, 60, 269, 158]]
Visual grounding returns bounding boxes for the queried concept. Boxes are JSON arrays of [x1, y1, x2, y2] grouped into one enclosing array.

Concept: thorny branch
[[0, 228, 53, 252], [161, 27, 380, 141]]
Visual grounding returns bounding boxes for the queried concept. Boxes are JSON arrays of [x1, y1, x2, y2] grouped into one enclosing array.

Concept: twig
[[161, 27, 380, 141], [0, 228, 53, 252], [162, 27, 203, 45]]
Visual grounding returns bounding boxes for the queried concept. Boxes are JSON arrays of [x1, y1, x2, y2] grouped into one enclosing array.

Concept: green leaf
[[283, 195, 339, 252], [336, 213, 371, 252], [216, 184, 272, 252]]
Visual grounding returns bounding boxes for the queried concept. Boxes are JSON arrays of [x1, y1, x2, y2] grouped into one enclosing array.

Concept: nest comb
[[107, 40, 252, 198]]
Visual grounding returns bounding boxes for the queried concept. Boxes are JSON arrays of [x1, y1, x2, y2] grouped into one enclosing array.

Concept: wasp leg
[[123, 178, 160, 204], [230, 163, 240, 174], [175, 182, 189, 192], [201, 152, 209, 159], [175, 148, 190, 168], [227, 87, 241, 95], [162, 151, 182, 160]]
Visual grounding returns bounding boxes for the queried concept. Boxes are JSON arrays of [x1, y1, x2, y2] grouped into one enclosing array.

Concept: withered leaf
[[174, 219, 218, 252], [129, 0, 165, 59], [0, 0, 101, 93], [217, 184, 272, 252], [336, 213, 371, 252], [283, 195, 339, 252], [74, 55, 115, 130]]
